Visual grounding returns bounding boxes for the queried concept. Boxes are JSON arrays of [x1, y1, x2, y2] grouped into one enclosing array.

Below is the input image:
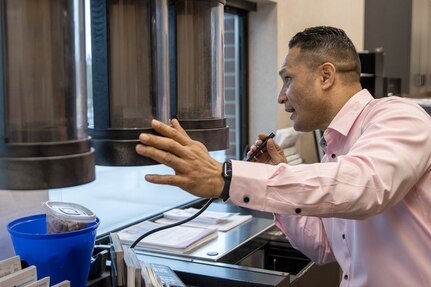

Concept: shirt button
[[331, 153, 336, 159], [344, 274, 349, 280], [295, 208, 302, 214], [342, 234, 345, 239], [243, 196, 250, 203]]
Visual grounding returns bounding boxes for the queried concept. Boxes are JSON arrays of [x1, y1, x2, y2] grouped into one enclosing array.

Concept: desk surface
[[134, 200, 275, 262]]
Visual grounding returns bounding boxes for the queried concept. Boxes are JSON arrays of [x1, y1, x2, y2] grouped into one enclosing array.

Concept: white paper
[[163, 208, 238, 225], [118, 221, 217, 252], [155, 214, 252, 232]]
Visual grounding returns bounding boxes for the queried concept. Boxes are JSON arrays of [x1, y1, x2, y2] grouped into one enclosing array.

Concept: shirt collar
[[327, 89, 374, 136]]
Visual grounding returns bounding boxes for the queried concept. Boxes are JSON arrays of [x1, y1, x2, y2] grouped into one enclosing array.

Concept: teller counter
[[127, 200, 340, 287], [46, 162, 339, 286]]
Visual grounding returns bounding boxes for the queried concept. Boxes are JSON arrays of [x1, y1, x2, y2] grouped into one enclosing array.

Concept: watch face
[[223, 161, 232, 179]]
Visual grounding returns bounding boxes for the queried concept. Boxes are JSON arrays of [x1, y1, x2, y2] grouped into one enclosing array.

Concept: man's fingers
[[246, 145, 256, 158], [171, 118, 190, 139], [267, 139, 287, 164], [145, 174, 187, 189], [145, 174, 176, 184], [151, 119, 191, 146], [136, 144, 184, 170], [250, 133, 270, 155], [138, 128, 190, 159], [266, 140, 278, 157], [247, 133, 272, 159], [145, 174, 196, 195], [258, 133, 268, 140]]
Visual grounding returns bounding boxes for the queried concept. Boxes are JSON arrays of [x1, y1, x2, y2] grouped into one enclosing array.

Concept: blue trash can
[[7, 214, 99, 287]]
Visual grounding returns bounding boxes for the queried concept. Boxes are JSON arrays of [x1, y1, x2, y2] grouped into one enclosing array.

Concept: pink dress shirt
[[229, 89, 431, 286]]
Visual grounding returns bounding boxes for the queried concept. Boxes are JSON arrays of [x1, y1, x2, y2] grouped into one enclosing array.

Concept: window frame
[[224, 2, 254, 159]]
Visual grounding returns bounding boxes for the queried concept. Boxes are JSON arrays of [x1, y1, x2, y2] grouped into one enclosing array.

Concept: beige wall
[[248, 0, 364, 163], [410, 0, 431, 96]]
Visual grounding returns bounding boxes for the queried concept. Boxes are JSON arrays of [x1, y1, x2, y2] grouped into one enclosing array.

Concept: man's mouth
[[285, 108, 295, 113]]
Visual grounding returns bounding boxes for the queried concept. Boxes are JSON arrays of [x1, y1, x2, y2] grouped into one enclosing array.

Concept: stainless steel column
[[173, 0, 229, 151], [0, 0, 95, 189], [89, 0, 170, 166]]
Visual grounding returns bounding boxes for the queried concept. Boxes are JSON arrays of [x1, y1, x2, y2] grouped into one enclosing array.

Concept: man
[[136, 26, 431, 286]]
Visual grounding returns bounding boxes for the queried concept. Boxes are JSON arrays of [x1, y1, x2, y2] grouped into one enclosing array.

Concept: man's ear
[[320, 63, 336, 90]]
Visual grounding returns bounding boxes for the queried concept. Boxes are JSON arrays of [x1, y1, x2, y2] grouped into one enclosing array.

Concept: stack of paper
[[155, 208, 253, 231], [118, 221, 217, 254], [162, 208, 237, 224]]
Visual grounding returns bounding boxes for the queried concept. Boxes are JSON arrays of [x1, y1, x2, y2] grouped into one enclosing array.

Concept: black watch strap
[[220, 160, 232, 201]]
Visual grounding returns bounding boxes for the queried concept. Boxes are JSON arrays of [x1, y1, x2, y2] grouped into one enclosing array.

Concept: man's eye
[[284, 77, 291, 85]]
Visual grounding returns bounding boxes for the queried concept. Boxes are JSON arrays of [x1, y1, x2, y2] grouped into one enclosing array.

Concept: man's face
[[278, 47, 328, 132]]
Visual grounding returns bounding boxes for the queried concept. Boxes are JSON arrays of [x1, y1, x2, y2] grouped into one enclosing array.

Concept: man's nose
[[278, 86, 287, 104]]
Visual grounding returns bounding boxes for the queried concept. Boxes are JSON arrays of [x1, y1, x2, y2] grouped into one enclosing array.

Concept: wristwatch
[[220, 160, 232, 201]]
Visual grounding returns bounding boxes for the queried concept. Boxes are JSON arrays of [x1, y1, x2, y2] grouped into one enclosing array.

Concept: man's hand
[[247, 134, 287, 165], [136, 119, 224, 198]]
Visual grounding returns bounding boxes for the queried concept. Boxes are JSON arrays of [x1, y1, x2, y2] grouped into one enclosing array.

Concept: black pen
[[246, 132, 276, 161]]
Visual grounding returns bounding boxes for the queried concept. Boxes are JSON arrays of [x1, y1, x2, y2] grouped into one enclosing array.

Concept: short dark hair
[[289, 26, 361, 77]]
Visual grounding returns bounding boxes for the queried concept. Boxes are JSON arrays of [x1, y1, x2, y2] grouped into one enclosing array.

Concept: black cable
[[130, 198, 215, 249], [130, 133, 274, 249]]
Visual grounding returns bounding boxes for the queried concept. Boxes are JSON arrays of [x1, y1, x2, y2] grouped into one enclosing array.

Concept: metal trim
[[90, 125, 229, 166], [225, 0, 256, 11], [0, 138, 92, 157], [0, 149, 95, 190]]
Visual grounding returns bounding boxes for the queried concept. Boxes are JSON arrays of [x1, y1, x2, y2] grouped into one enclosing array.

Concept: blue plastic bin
[[7, 214, 99, 287]]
